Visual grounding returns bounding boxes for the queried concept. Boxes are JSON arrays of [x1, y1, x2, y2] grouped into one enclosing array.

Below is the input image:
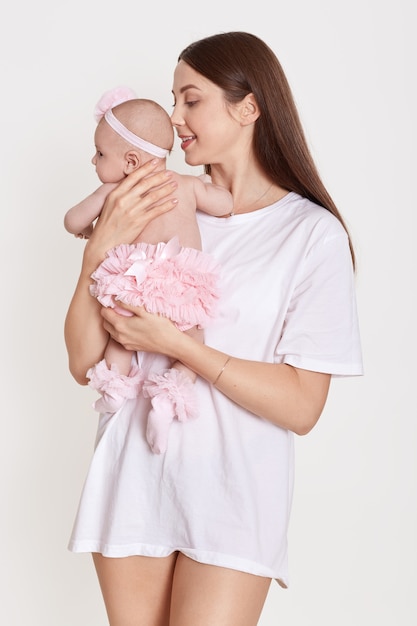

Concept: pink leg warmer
[[87, 359, 143, 413], [143, 368, 198, 454]]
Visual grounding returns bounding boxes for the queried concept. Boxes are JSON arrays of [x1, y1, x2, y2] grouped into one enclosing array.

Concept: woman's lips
[[180, 136, 195, 150]]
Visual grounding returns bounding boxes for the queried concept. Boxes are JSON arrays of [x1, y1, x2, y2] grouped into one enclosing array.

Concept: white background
[[1, 0, 415, 624]]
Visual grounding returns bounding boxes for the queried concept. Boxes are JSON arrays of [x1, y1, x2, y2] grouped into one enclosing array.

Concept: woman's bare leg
[[92, 552, 178, 626], [169, 553, 271, 626]]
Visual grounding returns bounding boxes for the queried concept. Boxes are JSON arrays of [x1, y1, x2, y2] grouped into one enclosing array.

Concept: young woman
[[65, 31, 363, 626]]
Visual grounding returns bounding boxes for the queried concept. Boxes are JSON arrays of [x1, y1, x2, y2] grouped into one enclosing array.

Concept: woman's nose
[[170, 106, 183, 127]]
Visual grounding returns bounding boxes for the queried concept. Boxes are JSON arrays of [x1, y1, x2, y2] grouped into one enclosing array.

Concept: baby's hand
[[74, 224, 94, 239], [198, 174, 212, 183]]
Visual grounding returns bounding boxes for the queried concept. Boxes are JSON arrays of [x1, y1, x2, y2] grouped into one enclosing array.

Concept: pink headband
[[94, 86, 169, 159]]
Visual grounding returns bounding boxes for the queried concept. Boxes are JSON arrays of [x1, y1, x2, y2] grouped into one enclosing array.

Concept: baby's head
[[92, 88, 174, 184]]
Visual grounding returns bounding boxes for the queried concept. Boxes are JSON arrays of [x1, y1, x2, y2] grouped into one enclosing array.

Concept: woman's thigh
[[169, 553, 272, 626], [92, 552, 178, 626]]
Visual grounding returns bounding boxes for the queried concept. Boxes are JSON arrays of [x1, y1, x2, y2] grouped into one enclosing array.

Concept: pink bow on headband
[[94, 86, 137, 122]]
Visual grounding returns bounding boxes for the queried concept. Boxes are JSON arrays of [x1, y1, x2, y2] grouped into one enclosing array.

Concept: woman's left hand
[[101, 302, 181, 357]]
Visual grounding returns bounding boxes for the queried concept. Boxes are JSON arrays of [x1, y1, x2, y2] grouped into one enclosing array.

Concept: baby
[[64, 87, 233, 453]]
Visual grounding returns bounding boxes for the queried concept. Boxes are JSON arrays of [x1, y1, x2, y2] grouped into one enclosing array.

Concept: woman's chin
[[184, 154, 203, 167]]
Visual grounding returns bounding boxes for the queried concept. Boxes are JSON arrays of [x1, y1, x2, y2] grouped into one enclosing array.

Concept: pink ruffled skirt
[[90, 237, 221, 330]]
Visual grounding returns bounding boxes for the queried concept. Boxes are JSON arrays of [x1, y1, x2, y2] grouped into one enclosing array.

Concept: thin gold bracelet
[[212, 356, 231, 386]]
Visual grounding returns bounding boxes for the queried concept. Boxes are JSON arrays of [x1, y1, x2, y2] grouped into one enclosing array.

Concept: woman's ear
[[124, 150, 141, 174], [238, 93, 260, 126]]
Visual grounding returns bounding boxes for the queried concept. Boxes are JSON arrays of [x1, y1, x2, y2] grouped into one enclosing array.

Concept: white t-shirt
[[68, 192, 363, 588]]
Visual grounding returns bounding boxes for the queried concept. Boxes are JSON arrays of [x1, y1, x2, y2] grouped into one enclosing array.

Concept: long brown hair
[[178, 31, 355, 267]]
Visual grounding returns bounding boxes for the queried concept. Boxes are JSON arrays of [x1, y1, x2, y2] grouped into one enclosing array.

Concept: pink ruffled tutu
[[90, 237, 221, 330]]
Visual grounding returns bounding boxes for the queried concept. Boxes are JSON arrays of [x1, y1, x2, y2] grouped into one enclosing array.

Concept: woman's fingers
[[110, 300, 143, 315], [103, 171, 177, 218], [101, 306, 145, 348], [107, 161, 175, 207], [98, 168, 178, 230], [113, 158, 162, 192], [101, 304, 178, 355], [84, 165, 178, 262]]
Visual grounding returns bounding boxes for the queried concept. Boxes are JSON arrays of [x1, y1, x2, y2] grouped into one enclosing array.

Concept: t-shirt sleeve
[[275, 220, 363, 376]]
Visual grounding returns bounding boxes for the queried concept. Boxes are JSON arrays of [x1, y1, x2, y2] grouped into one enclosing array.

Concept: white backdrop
[[1, 1, 415, 624]]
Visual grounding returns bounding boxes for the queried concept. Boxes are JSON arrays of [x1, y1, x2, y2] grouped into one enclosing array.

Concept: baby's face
[[91, 120, 126, 183]]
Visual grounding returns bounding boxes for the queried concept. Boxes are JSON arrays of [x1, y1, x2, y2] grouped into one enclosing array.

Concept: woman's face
[[171, 60, 243, 167]]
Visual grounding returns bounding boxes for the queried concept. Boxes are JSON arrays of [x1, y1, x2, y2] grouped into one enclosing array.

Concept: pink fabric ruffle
[[143, 368, 198, 454], [143, 368, 198, 423], [90, 237, 221, 331], [87, 359, 144, 413], [94, 86, 136, 122]]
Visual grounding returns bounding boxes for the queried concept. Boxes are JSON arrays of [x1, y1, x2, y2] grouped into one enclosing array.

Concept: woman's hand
[[101, 302, 181, 357], [84, 159, 178, 272]]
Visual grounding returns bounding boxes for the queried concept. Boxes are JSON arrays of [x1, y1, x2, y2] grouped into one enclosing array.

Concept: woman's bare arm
[[64, 262, 108, 384], [100, 303, 330, 435], [64, 161, 179, 384]]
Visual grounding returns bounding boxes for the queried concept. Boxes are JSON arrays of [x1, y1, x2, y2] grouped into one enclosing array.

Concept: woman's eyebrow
[[173, 84, 201, 94]]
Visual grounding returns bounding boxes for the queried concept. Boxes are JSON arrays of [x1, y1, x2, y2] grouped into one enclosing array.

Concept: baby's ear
[[124, 150, 141, 174]]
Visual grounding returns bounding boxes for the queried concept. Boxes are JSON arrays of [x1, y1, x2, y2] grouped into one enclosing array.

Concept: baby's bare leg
[[104, 337, 134, 376], [144, 327, 203, 453]]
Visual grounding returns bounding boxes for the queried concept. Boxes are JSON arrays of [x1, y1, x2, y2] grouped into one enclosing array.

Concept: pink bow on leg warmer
[[143, 368, 198, 454]]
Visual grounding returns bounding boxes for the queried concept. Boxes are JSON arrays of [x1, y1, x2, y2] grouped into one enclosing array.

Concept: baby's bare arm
[[64, 183, 118, 237], [192, 174, 233, 217]]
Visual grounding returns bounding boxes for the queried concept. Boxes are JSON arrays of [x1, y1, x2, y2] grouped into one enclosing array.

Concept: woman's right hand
[[84, 159, 178, 273]]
